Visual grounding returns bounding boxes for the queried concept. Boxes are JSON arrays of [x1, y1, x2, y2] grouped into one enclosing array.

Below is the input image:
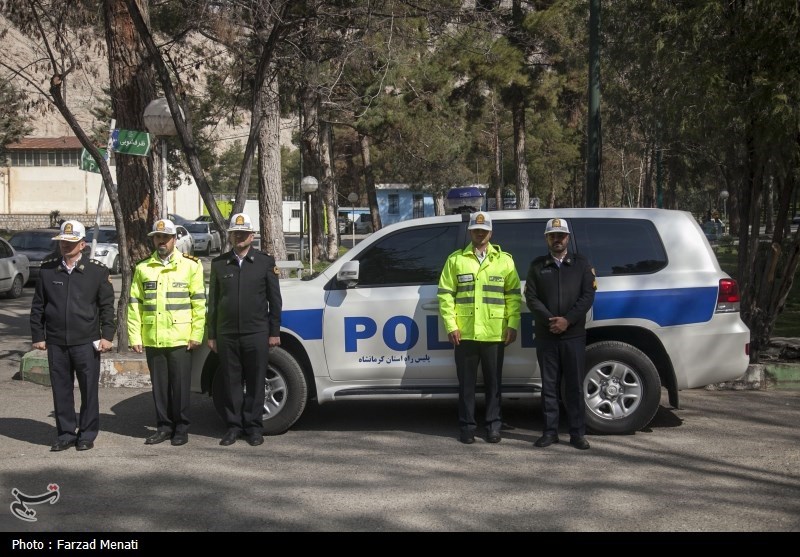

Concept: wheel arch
[[587, 325, 679, 409]]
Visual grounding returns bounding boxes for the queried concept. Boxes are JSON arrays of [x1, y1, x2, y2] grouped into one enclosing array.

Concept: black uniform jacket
[[207, 248, 282, 339], [524, 252, 596, 341], [30, 255, 116, 346]]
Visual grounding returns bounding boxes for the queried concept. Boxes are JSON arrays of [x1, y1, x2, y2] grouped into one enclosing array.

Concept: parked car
[[8, 228, 59, 282], [190, 208, 750, 437], [167, 213, 192, 226], [354, 213, 373, 234], [194, 215, 213, 223], [83, 225, 121, 274], [174, 225, 194, 255], [0, 237, 30, 298], [184, 221, 222, 255]]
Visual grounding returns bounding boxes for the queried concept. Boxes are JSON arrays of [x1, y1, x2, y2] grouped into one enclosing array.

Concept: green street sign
[[112, 128, 151, 156], [79, 148, 107, 174]]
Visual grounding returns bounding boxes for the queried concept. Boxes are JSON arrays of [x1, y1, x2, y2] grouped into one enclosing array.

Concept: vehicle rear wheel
[[211, 346, 308, 435], [583, 341, 661, 434], [5, 275, 23, 299]]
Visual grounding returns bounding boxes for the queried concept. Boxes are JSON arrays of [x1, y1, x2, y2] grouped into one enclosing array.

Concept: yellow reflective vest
[[437, 243, 521, 342], [127, 251, 206, 347]]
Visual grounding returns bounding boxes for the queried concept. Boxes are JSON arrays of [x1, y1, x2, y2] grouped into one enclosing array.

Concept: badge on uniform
[[144, 281, 157, 290], [457, 274, 474, 283], [273, 266, 280, 275]]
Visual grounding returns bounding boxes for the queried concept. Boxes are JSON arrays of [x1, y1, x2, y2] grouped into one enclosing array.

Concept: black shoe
[[487, 431, 501, 443], [570, 436, 590, 450], [75, 440, 94, 451], [220, 430, 241, 446], [246, 434, 264, 447], [171, 434, 189, 446], [145, 431, 172, 445], [459, 431, 475, 444], [50, 439, 76, 452], [534, 434, 560, 448]]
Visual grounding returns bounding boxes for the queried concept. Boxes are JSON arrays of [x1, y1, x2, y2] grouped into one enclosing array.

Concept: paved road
[[1, 279, 799, 536]]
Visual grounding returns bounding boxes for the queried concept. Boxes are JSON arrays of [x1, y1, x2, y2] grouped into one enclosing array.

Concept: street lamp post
[[347, 192, 358, 248], [301, 176, 319, 273], [143, 98, 179, 219], [719, 190, 729, 221]]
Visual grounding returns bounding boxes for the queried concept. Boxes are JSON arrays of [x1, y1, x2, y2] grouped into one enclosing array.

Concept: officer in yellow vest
[[438, 211, 521, 444], [128, 219, 206, 446]]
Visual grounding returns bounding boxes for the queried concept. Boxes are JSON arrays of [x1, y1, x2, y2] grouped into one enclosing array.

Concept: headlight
[[29, 261, 42, 267], [95, 249, 109, 256]]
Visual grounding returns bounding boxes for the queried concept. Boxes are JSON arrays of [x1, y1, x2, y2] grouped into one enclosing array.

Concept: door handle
[[421, 301, 439, 311]]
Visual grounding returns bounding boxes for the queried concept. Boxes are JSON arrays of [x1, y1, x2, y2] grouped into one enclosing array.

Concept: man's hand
[[187, 340, 201, 351], [207, 339, 217, 353], [268, 336, 281, 348], [548, 316, 568, 334], [33, 341, 46, 351], [503, 327, 517, 346], [448, 330, 461, 346], [99, 339, 113, 352], [130, 344, 143, 354]]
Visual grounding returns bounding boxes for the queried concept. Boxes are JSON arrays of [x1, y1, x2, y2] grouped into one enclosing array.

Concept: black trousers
[[145, 346, 192, 435], [454, 340, 505, 434], [217, 331, 269, 436], [47, 343, 100, 442], [536, 336, 586, 437]]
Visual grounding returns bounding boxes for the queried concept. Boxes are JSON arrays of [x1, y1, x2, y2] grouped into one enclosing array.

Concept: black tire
[[211, 346, 308, 435], [5, 275, 23, 299], [110, 256, 120, 275], [582, 341, 661, 434]]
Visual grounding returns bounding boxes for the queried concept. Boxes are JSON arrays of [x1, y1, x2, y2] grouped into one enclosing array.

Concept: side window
[[355, 224, 461, 287], [491, 220, 550, 279], [0, 239, 11, 258], [572, 219, 667, 276]]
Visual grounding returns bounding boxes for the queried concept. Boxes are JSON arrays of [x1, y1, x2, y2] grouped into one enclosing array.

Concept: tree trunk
[[257, 70, 287, 262], [104, 0, 156, 350], [358, 133, 381, 231], [320, 119, 339, 260], [512, 94, 530, 210]]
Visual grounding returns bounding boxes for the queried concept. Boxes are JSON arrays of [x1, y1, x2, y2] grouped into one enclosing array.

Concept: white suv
[[192, 208, 751, 436]]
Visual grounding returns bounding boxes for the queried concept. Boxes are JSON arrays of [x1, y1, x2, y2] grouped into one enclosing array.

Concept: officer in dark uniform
[[30, 220, 116, 452], [525, 218, 596, 451], [207, 212, 282, 447]]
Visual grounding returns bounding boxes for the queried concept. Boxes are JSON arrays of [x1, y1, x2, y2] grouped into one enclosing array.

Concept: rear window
[[492, 218, 667, 278]]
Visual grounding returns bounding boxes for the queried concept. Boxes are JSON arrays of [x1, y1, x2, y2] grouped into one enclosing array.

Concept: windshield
[[86, 228, 117, 244], [85, 228, 118, 243], [10, 231, 55, 250], [185, 223, 209, 233]]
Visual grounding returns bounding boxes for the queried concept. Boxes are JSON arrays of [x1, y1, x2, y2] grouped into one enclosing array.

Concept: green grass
[[714, 246, 800, 337]]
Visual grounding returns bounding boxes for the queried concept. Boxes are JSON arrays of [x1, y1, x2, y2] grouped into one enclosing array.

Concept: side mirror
[[337, 260, 360, 287]]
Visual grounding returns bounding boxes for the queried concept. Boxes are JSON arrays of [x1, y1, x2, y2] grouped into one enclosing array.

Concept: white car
[[184, 221, 222, 256], [84, 226, 121, 274], [0, 237, 30, 298], [192, 208, 751, 437]]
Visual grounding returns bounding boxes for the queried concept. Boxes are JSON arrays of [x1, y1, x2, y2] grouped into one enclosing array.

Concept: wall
[[0, 163, 202, 232]]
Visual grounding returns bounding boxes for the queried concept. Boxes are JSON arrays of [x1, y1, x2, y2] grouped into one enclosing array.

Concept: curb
[[20, 350, 152, 388], [21, 352, 797, 391]]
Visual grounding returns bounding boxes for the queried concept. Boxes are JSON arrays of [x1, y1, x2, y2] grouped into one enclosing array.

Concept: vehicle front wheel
[[110, 256, 120, 275], [211, 346, 308, 435], [5, 275, 23, 298], [582, 341, 662, 434]]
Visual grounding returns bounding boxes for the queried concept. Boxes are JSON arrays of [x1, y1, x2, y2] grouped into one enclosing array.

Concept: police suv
[[191, 208, 751, 436]]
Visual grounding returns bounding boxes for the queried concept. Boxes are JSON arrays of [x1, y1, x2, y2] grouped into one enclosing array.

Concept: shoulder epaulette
[[89, 259, 107, 268], [41, 256, 60, 266], [182, 252, 200, 263], [135, 256, 151, 266]]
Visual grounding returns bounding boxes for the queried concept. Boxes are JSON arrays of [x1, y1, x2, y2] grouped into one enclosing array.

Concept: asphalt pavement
[[1, 273, 799, 539]]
